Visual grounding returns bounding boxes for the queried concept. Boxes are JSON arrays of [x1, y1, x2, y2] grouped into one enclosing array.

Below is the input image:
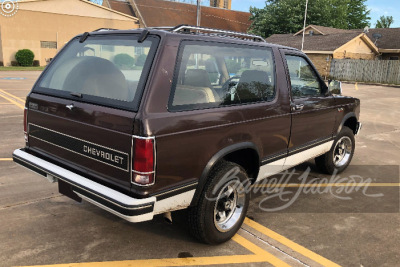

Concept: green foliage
[[113, 53, 135, 69], [15, 49, 35, 67], [376, 15, 394, 28], [225, 59, 241, 74], [135, 54, 147, 66], [249, 0, 371, 38], [347, 0, 371, 29]]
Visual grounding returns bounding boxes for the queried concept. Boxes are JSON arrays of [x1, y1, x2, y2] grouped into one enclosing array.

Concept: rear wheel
[[188, 161, 250, 244], [315, 126, 355, 174]]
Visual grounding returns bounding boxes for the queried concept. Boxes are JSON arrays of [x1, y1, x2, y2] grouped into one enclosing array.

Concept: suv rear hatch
[[26, 32, 159, 192]]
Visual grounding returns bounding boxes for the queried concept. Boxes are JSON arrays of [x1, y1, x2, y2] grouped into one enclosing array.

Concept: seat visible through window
[[171, 69, 220, 106], [236, 70, 272, 103], [184, 69, 213, 88]]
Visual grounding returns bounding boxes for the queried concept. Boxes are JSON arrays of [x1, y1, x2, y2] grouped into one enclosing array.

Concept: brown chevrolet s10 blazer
[[13, 25, 361, 244]]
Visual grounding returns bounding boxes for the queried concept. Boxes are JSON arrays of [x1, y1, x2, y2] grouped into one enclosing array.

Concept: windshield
[[36, 34, 159, 111]]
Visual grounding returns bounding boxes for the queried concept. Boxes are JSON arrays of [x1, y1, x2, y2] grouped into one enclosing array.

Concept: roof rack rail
[[171, 25, 266, 42], [147, 26, 175, 30]]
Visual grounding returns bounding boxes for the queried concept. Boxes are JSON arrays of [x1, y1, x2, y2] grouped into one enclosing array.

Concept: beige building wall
[[0, 0, 139, 66], [333, 36, 376, 60], [0, 27, 3, 65], [307, 53, 332, 78]]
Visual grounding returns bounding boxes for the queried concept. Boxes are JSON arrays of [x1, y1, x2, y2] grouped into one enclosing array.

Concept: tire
[[315, 126, 355, 175], [188, 161, 250, 244]]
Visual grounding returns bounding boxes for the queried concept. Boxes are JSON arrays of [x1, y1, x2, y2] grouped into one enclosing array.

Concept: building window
[[41, 41, 57, 49], [102, 45, 115, 52], [135, 46, 144, 55]]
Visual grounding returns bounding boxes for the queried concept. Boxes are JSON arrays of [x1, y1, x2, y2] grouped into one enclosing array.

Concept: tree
[[347, 0, 371, 29], [376, 15, 394, 28], [114, 54, 135, 69], [249, 0, 370, 38]]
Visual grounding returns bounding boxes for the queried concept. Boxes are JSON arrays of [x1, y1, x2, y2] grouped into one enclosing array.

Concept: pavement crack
[[241, 228, 310, 267], [0, 195, 63, 210]]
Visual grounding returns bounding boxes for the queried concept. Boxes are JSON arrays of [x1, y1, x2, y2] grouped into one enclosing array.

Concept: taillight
[[132, 137, 155, 186], [24, 107, 28, 143]]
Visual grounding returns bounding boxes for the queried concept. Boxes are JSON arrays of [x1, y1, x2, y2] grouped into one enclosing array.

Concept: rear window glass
[[169, 41, 275, 112], [36, 34, 159, 111]]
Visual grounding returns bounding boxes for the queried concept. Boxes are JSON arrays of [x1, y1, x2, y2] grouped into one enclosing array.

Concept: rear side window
[[169, 41, 275, 112], [36, 35, 159, 111]]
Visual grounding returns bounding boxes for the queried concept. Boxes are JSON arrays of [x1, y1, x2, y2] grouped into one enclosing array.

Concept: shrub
[[15, 49, 35, 66], [32, 60, 40, 67], [0, 61, 3, 67], [11, 61, 19, 66], [135, 54, 147, 67], [113, 53, 135, 69]]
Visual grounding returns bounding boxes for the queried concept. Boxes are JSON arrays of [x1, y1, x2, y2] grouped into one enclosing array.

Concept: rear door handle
[[291, 104, 304, 111]]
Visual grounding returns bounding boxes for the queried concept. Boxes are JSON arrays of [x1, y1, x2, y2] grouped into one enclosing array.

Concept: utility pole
[[197, 0, 201, 27], [301, 0, 309, 51]]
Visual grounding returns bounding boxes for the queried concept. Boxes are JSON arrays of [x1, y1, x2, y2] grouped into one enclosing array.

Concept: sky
[[231, 0, 400, 28]]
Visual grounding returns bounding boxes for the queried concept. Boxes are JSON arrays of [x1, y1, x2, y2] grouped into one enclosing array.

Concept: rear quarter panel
[[138, 40, 291, 195]]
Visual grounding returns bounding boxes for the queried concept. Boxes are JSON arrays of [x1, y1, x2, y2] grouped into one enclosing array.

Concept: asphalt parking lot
[[0, 71, 399, 267]]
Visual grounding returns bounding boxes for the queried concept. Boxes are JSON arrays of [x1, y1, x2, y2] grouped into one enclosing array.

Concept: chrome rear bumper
[[12, 149, 156, 222]]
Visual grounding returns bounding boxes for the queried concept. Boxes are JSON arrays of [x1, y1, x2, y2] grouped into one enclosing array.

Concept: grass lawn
[[0, 66, 45, 71]]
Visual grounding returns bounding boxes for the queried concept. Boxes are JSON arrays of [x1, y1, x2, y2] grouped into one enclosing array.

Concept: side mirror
[[328, 80, 342, 95]]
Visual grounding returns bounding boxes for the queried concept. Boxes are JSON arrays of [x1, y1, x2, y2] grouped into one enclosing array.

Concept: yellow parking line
[[253, 183, 400, 188], [19, 234, 289, 267], [0, 158, 12, 161], [233, 234, 290, 266], [21, 255, 269, 267], [244, 218, 340, 267], [0, 91, 24, 110], [0, 89, 25, 103]]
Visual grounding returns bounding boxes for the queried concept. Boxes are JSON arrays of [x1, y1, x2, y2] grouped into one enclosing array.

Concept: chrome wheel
[[213, 179, 245, 232], [333, 136, 352, 167]]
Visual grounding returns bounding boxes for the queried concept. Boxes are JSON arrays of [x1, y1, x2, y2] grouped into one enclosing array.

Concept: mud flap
[[58, 180, 82, 203]]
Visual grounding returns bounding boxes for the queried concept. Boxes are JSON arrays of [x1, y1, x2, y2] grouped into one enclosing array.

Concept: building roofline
[[131, 0, 250, 14], [303, 50, 334, 54], [82, 0, 139, 21], [360, 33, 379, 54], [379, 49, 400, 53], [293, 25, 325, 36], [18, 0, 139, 21], [129, 0, 146, 27], [333, 33, 379, 55]]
